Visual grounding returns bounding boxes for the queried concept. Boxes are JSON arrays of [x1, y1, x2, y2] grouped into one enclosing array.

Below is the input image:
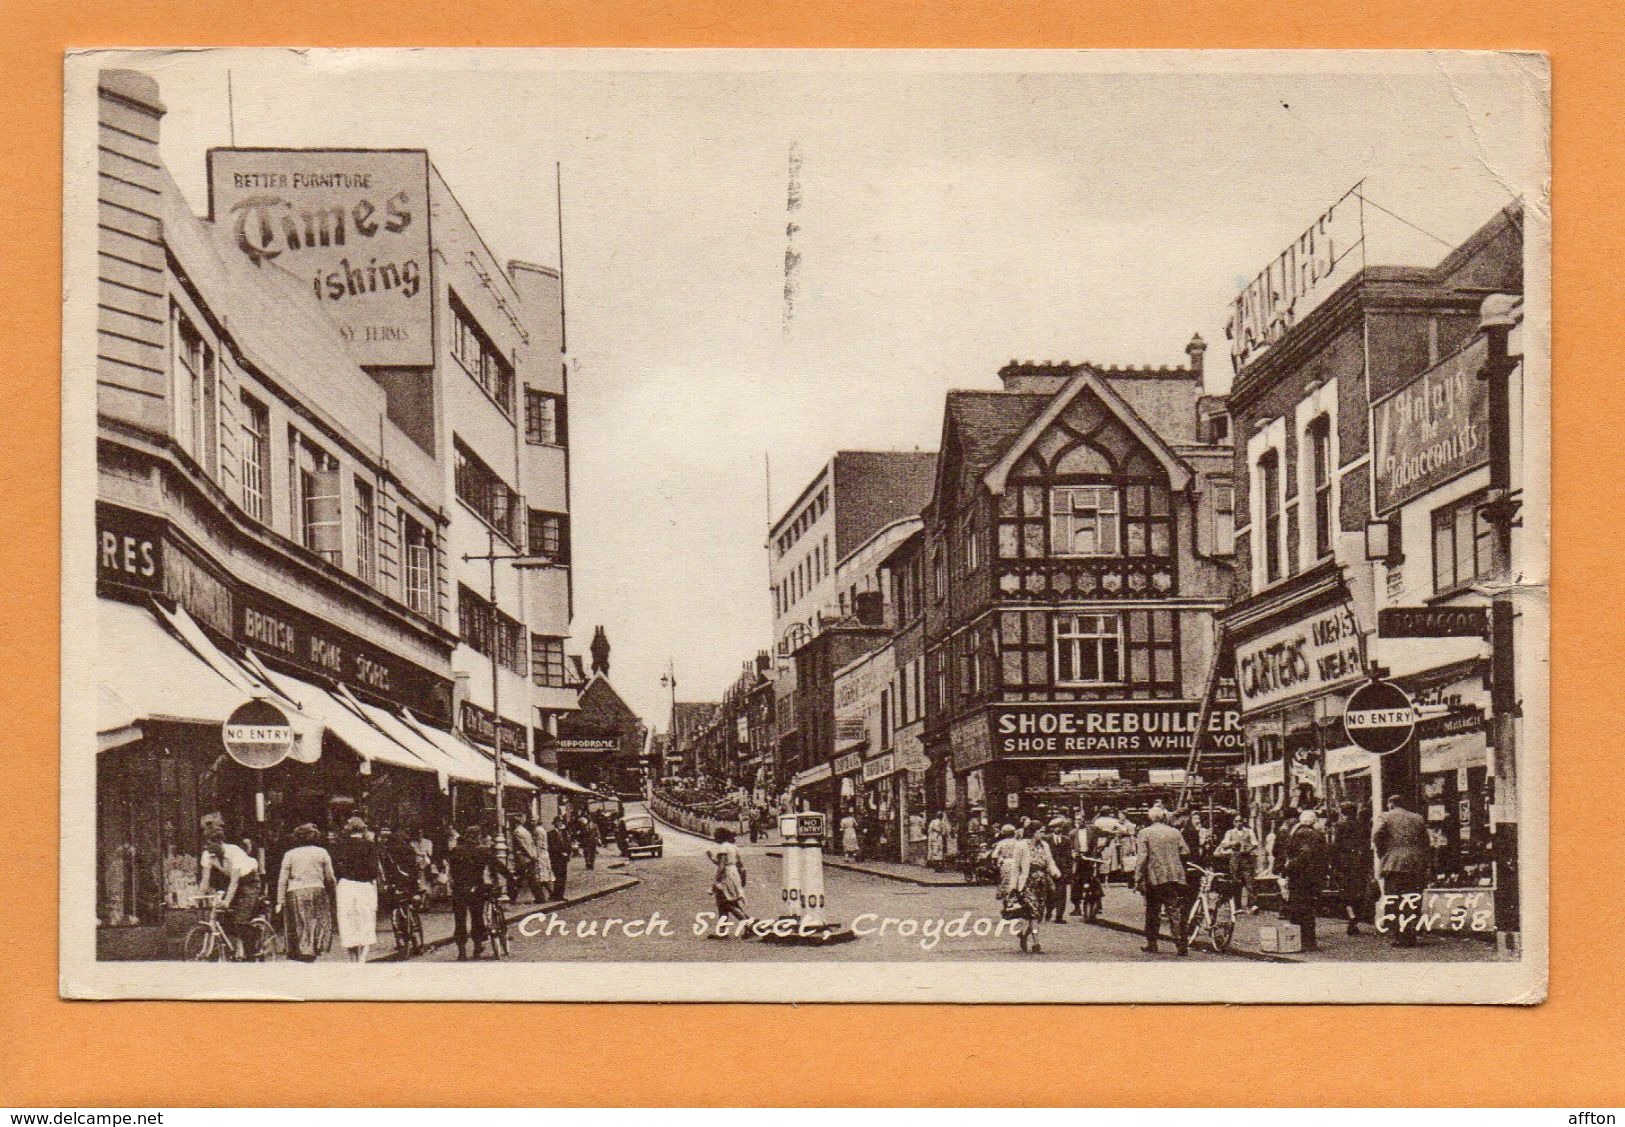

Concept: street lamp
[[660, 661, 676, 778], [463, 525, 567, 869]]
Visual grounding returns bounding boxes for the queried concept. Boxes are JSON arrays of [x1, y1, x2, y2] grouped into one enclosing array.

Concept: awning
[[331, 685, 483, 791], [503, 755, 606, 797], [790, 762, 833, 791], [399, 712, 538, 792], [97, 599, 260, 737]]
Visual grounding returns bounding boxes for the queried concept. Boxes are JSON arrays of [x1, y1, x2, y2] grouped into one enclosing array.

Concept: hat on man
[[1298, 809, 1319, 826]]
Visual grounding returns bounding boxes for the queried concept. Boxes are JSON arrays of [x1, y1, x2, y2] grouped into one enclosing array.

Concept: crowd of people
[[188, 803, 630, 964], [975, 794, 1436, 956]]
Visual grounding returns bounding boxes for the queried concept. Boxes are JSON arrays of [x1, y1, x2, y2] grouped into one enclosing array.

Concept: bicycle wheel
[[250, 919, 281, 961], [1211, 898, 1237, 952], [182, 923, 222, 962], [391, 906, 410, 953], [409, 908, 426, 956], [488, 902, 509, 959]]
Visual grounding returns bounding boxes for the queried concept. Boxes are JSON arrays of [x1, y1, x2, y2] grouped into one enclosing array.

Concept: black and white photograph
[[61, 48, 1549, 1002]]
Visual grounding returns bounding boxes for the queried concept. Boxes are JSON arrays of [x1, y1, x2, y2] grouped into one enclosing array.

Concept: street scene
[[69, 50, 1545, 998]]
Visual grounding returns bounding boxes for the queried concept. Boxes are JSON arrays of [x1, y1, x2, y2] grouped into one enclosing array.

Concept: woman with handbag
[[1010, 821, 1062, 953]]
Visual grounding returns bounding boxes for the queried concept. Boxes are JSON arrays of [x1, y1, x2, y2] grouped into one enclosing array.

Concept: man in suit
[[1135, 807, 1191, 956], [546, 816, 572, 900], [1372, 794, 1434, 947]]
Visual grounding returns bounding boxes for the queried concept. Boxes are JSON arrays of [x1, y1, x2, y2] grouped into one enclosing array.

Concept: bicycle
[[1075, 855, 1106, 923], [388, 887, 427, 957], [183, 894, 280, 962], [480, 887, 511, 959], [1184, 863, 1238, 953]]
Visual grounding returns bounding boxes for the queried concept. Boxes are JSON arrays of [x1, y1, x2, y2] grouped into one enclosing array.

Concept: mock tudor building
[[922, 341, 1240, 829]]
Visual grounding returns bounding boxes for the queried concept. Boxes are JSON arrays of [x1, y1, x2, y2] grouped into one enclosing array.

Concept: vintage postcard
[[61, 48, 1549, 1002]]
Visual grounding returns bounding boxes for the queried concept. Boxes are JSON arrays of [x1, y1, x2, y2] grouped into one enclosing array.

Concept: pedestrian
[[197, 813, 263, 959], [990, 823, 1021, 898], [1371, 794, 1434, 948], [1215, 818, 1260, 913], [508, 816, 546, 903], [840, 812, 860, 861], [330, 816, 380, 962], [1069, 816, 1096, 917], [274, 823, 335, 962], [1271, 811, 1296, 879], [1135, 806, 1191, 956], [1330, 803, 1374, 935], [706, 827, 750, 933], [577, 815, 601, 871], [1282, 808, 1331, 952], [529, 817, 555, 899], [1045, 817, 1074, 924], [926, 811, 948, 872], [547, 816, 572, 900], [1010, 820, 1061, 953], [446, 825, 495, 960]]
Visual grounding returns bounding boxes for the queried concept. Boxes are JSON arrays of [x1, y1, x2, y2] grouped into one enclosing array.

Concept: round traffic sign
[[222, 697, 295, 769], [1342, 679, 1416, 756]]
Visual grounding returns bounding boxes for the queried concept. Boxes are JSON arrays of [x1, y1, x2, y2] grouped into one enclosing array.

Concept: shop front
[[858, 751, 902, 861], [1401, 666, 1495, 899]]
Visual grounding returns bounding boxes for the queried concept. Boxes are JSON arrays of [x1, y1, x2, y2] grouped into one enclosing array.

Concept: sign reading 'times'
[[1372, 341, 1490, 514], [208, 149, 433, 366]]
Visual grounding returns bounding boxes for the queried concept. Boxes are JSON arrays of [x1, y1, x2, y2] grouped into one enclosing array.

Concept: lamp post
[[1476, 293, 1522, 950], [660, 661, 677, 777], [463, 525, 566, 869]]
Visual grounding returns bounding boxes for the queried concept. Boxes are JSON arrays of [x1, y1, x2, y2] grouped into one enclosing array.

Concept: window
[[1055, 612, 1123, 685], [1212, 482, 1235, 556], [402, 514, 436, 618], [1259, 449, 1282, 582], [1432, 492, 1494, 593], [961, 517, 979, 572], [458, 584, 526, 675], [454, 439, 521, 544], [932, 546, 946, 602], [1308, 416, 1333, 560], [527, 508, 569, 563], [354, 477, 377, 586], [288, 428, 341, 564], [531, 634, 568, 688], [239, 393, 270, 522], [172, 307, 216, 471], [879, 688, 892, 749], [450, 292, 514, 414], [525, 388, 567, 446], [1050, 486, 1120, 556], [1122, 484, 1173, 558]]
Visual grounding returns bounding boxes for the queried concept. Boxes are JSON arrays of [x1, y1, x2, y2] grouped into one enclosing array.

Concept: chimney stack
[[1186, 333, 1207, 377]]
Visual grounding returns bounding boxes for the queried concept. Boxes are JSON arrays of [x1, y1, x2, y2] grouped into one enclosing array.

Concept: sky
[[114, 49, 1545, 725]]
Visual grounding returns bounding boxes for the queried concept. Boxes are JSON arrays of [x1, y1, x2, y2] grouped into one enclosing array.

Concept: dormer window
[[1050, 485, 1120, 557]]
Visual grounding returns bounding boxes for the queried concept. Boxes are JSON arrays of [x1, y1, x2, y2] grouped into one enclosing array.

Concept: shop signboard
[[208, 148, 433, 366], [459, 700, 528, 758], [222, 698, 295, 769], [1342, 677, 1417, 755], [861, 753, 897, 783], [1378, 606, 1490, 639], [1372, 340, 1490, 514], [833, 752, 863, 777], [991, 702, 1244, 759], [550, 738, 619, 754], [236, 592, 455, 724], [96, 503, 165, 595], [1235, 602, 1364, 713], [950, 715, 994, 773]]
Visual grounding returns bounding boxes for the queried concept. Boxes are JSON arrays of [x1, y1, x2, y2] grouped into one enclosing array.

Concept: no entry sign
[[1341, 678, 1417, 756], [222, 697, 296, 769]]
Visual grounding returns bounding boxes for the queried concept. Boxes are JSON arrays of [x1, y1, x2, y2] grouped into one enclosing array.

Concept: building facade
[[1220, 203, 1523, 897], [922, 341, 1240, 832]]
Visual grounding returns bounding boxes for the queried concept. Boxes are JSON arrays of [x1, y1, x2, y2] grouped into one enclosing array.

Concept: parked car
[[620, 814, 664, 859]]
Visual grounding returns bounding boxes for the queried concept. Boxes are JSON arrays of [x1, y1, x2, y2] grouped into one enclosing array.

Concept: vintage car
[[620, 813, 664, 859]]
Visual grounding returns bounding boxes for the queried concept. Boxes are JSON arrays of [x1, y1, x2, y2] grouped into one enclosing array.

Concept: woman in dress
[[330, 816, 381, 962], [926, 812, 948, 872], [1013, 820, 1061, 953], [839, 812, 860, 860], [275, 823, 335, 962], [706, 827, 749, 933]]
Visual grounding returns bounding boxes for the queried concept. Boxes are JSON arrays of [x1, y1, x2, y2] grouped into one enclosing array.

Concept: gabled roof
[[932, 391, 1049, 512], [983, 369, 1194, 496], [558, 674, 643, 740]]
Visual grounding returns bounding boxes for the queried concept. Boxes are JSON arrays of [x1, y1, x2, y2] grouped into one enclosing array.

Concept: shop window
[[1054, 612, 1123, 685], [1308, 415, 1334, 560], [525, 388, 567, 446], [1050, 485, 1120, 556], [450, 291, 514, 415], [239, 392, 270, 523], [1258, 449, 1282, 582], [1432, 491, 1494, 593], [531, 634, 568, 688]]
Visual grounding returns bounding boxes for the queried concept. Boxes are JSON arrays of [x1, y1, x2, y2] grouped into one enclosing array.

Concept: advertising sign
[[208, 149, 433, 366], [222, 698, 295, 769], [991, 702, 1244, 759], [1378, 605, 1490, 639], [459, 700, 529, 758], [1235, 602, 1364, 713], [1372, 340, 1489, 514], [96, 503, 164, 595], [861, 753, 897, 783]]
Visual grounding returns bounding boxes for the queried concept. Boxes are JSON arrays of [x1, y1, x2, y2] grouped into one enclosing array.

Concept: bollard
[[765, 811, 854, 945]]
